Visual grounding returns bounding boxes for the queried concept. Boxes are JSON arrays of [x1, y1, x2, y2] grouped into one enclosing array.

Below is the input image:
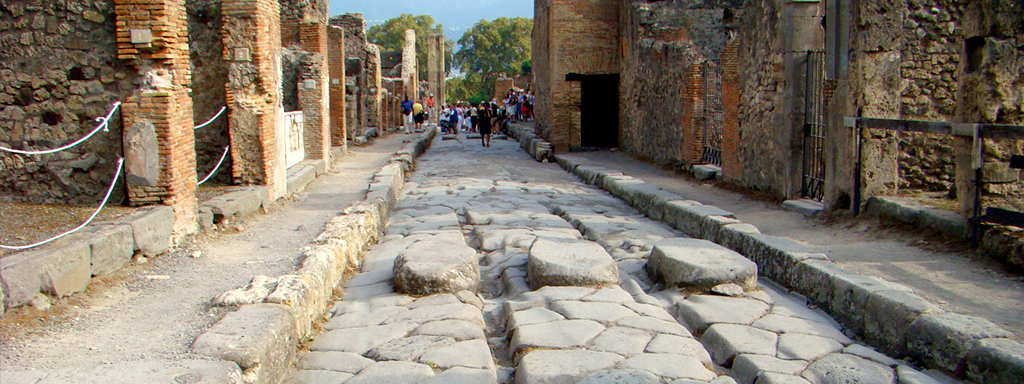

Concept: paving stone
[[367, 335, 455, 361], [751, 314, 851, 344], [310, 322, 418, 354], [841, 344, 898, 367], [515, 349, 623, 384], [508, 307, 566, 329], [419, 339, 495, 370], [327, 306, 409, 330], [648, 239, 757, 290], [711, 377, 740, 384], [523, 286, 596, 302], [619, 353, 717, 381], [551, 300, 638, 323], [421, 367, 497, 384], [407, 293, 461, 309], [732, 354, 807, 384], [456, 290, 485, 309], [906, 312, 1013, 372], [801, 353, 894, 384], [394, 238, 480, 295], [702, 324, 779, 365], [777, 333, 843, 361], [623, 302, 677, 322], [1, 360, 244, 384], [511, 319, 605, 352], [676, 295, 771, 333], [414, 319, 487, 341], [298, 351, 375, 374], [292, 369, 355, 383], [591, 326, 654, 356], [617, 315, 692, 336], [645, 334, 712, 364], [528, 238, 619, 289], [388, 302, 486, 327], [711, 283, 746, 297], [755, 373, 811, 384], [896, 365, 945, 384], [578, 369, 661, 384], [347, 361, 435, 384], [191, 304, 296, 384], [582, 286, 636, 304]]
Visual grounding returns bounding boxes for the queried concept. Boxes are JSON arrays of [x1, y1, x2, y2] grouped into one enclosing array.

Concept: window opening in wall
[[965, 36, 986, 73], [802, 51, 827, 201]]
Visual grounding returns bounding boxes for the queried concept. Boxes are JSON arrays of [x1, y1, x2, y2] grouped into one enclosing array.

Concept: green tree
[[446, 73, 494, 105], [367, 14, 455, 80], [454, 17, 533, 76]]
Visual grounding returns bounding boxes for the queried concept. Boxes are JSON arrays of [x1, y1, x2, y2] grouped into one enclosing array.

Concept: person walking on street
[[478, 103, 494, 147], [401, 98, 413, 133], [413, 100, 425, 132]]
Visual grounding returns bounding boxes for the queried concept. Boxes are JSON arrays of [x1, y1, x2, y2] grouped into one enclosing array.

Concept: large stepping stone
[[647, 238, 757, 291], [516, 349, 623, 384], [528, 238, 619, 289], [394, 238, 480, 295], [801, 353, 895, 384]]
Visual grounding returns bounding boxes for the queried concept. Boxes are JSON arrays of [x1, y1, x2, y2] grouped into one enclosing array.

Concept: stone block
[[511, 319, 605, 353], [661, 201, 735, 237], [801, 353, 895, 384], [731, 354, 806, 384], [0, 238, 91, 309], [906, 312, 1013, 372], [619, 354, 716, 381], [790, 259, 843, 305], [982, 162, 1018, 183], [693, 164, 721, 181], [701, 323, 778, 365], [647, 238, 757, 291], [86, 224, 134, 276], [192, 304, 297, 384], [965, 338, 1024, 384], [286, 163, 317, 195], [0, 360, 243, 383], [202, 187, 266, 224], [675, 295, 770, 333], [699, 215, 743, 244], [527, 238, 618, 289], [862, 289, 938, 356], [198, 207, 215, 232], [126, 206, 174, 256], [515, 349, 622, 384], [393, 238, 480, 295], [781, 199, 823, 217]]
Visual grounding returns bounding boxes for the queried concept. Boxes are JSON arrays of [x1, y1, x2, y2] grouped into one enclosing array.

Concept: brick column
[[721, 39, 742, 180], [221, 0, 285, 200], [298, 21, 330, 162], [680, 62, 705, 164], [114, 0, 198, 236], [365, 44, 382, 133], [328, 26, 347, 148]]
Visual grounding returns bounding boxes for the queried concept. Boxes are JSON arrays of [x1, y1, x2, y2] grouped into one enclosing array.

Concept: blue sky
[[328, 0, 534, 40]]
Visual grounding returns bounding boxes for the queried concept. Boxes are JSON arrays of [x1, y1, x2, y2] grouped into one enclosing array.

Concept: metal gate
[[801, 51, 827, 201], [701, 61, 723, 166]]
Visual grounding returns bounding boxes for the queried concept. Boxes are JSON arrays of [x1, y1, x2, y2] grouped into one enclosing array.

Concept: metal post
[[971, 127, 984, 246], [853, 117, 863, 215]]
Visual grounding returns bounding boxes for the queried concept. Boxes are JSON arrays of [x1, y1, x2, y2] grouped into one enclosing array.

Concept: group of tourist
[[502, 88, 534, 122], [437, 102, 510, 148]]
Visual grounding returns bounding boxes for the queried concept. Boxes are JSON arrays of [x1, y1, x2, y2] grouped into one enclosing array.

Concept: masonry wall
[[0, 1, 139, 204], [331, 14, 368, 137], [279, 0, 327, 47], [327, 26, 346, 147], [188, 0, 231, 185]]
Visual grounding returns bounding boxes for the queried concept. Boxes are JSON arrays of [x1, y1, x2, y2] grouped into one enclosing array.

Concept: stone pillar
[[328, 26, 347, 149], [298, 20, 330, 162], [402, 29, 418, 101], [427, 31, 445, 123], [365, 44, 382, 134], [721, 39, 742, 181], [781, 1, 825, 199], [221, 0, 285, 200], [681, 63, 705, 164], [114, 0, 198, 236], [435, 32, 446, 112]]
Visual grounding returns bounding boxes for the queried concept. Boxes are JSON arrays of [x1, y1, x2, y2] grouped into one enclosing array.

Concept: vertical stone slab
[[114, 0, 198, 236], [299, 20, 331, 162], [221, 0, 285, 200], [328, 26, 347, 148], [427, 31, 445, 124], [402, 29, 418, 101], [366, 44, 383, 133]]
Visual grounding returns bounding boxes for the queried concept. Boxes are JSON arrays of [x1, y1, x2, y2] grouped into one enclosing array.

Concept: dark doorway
[[567, 73, 620, 148]]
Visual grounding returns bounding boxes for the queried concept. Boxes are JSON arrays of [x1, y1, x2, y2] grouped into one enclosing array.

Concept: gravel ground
[[0, 202, 134, 258], [0, 135, 409, 371]]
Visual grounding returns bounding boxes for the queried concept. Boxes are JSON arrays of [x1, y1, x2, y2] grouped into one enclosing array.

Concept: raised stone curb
[[864, 196, 966, 239], [550, 154, 1024, 382], [200, 187, 268, 227], [507, 122, 554, 162], [193, 130, 435, 383]]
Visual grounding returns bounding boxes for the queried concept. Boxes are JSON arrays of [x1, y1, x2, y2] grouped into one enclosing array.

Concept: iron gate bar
[[801, 51, 827, 201]]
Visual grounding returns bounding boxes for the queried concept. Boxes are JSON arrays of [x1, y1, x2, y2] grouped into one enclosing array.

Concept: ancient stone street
[[288, 132, 944, 384]]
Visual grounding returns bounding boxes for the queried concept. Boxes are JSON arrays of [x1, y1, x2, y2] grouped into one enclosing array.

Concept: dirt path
[[559, 150, 1024, 338], [0, 135, 410, 371]]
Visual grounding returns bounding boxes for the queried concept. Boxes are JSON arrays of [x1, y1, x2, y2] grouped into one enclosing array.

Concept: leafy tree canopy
[[454, 17, 533, 76], [367, 14, 455, 79]]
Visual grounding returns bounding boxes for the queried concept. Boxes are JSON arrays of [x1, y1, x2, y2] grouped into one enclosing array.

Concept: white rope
[[0, 102, 121, 156], [194, 106, 227, 130], [0, 158, 124, 251], [197, 146, 230, 186]]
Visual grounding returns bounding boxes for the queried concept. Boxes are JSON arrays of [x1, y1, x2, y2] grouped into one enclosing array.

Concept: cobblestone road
[[289, 133, 957, 384]]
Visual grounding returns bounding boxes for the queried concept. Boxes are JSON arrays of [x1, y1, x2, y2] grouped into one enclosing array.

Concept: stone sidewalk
[[289, 133, 954, 384]]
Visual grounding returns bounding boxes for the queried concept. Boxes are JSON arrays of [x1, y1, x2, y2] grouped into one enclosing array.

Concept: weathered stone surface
[[647, 239, 757, 290], [0, 239, 91, 309], [751, 314, 851, 344], [676, 295, 770, 333], [661, 201, 735, 237], [414, 319, 486, 341], [527, 238, 618, 289], [777, 333, 843, 362], [393, 238, 480, 295], [367, 335, 454, 362], [0, 360, 243, 384], [86, 224, 134, 276], [617, 316, 692, 336], [347, 361, 435, 384], [591, 326, 653, 356], [756, 373, 811, 384], [645, 334, 711, 364], [731, 354, 807, 384], [419, 339, 495, 370], [701, 324, 778, 365], [191, 304, 296, 384], [293, 370, 354, 383], [841, 344, 898, 368], [693, 164, 721, 181], [421, 367, 496, 384], [801, 354, 895, 384], [508, 307, 566, 329], [906, 312, 1013, 372], [310, 321, 418, 354], [578, 369, 660, 384], [895, 365, 945, 384], [511, 319, 605, 352], [619, 353, 717, 381], [298, 351, 374, 374], [126, 206, 174, 256], [515, 349, 623, 384], [965, 338, 1024, 384], [550, 300, 637, 323]]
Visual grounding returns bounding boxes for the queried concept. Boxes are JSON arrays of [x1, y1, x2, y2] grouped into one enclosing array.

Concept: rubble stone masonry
[[327, 26, 346, 148], [188, 0, 231, 185], [298, 20, 330, 161]]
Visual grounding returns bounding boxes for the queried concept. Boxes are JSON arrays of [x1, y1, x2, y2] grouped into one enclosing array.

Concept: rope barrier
[[197, 146, 230, 186], [0, 158, 125, 251], [0, 102, 121, 156], [194, 106, 227, 130]]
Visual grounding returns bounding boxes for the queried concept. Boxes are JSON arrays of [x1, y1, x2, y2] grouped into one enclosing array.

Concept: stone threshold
[[552, 154, 1024, 384]]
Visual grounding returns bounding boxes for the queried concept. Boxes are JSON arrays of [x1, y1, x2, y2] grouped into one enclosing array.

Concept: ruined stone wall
[[0, 1, 140, 204], [532, 0, 552, 140], [188, 0, 231, 185], [331, 14, 367, 136], [366, 44, 382, 131], [278, 0, 327, 47], [327, 26, 346, 147]]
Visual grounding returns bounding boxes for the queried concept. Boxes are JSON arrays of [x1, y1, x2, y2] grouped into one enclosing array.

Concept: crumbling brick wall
[[331, 14, 368, 137], [0, 1, 140, 204], [188, 0, 231, 185]]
